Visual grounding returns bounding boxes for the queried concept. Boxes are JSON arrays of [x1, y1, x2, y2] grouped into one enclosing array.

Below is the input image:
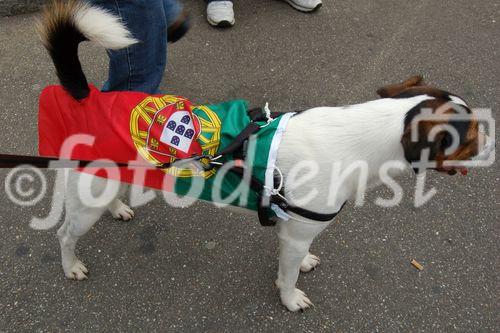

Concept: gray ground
[[0, 0, 499, 332], [0, 0, 45, 17]]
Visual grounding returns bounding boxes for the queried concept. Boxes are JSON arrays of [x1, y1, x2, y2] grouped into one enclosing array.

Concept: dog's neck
[[276, 96, 432, 212]]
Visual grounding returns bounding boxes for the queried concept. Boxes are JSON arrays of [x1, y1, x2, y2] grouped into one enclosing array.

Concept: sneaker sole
[[207, 17, 235, 28], [283, 0, 322, 12]]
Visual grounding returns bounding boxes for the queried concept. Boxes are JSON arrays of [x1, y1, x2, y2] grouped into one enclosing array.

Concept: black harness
[[211, 107, 344, 226], [0, 107, 344, 226]]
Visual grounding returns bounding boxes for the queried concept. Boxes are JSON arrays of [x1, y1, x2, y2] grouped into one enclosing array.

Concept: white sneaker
[[283, 0, 322, 12], [207, 1, 235, 27]]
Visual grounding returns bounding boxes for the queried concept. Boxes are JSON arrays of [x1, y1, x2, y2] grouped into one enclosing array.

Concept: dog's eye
[[441, 132, 453, 150]]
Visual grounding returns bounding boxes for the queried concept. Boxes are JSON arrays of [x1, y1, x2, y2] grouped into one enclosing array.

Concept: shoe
[[168, 10, 190, 43], [206, 1, 235, 27], [283, 0, 322, 12]]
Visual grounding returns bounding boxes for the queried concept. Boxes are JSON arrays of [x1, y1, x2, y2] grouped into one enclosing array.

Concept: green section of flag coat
[[172, 99, 289, 212]]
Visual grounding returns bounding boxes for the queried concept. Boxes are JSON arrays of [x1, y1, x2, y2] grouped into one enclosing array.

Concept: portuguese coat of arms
[[147, 107, 200, 158], [129, 95, 222, 178]]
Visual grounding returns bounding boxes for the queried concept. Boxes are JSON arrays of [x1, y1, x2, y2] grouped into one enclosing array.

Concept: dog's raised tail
[[36, 0, 137, 100]]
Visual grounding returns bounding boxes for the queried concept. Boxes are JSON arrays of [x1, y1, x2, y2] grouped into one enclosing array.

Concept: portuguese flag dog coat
[[38, 85, 293, 215]]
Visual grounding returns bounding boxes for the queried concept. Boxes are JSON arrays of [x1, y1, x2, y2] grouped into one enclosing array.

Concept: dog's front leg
[[276, 218, 330, 311]]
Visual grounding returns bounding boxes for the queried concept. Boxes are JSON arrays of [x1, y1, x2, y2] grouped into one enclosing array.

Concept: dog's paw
[[280, 288, 314, 312], [300, 253, 320, 273], [110, 202, 134, 221], [64, 260, 88, 280]]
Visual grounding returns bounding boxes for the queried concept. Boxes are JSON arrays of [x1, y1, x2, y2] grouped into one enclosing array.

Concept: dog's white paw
[[110, 202, 134, 221], [64, 260, 88, 280], [280, 288, 314, 312], [300, 253, 320, 272]]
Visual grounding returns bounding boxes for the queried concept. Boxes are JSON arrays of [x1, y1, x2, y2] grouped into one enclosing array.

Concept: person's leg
[[206, 0, 235, 27], [164, 0, 190, 43], [163, 0, 183, 25], [88, 0, 167, 93]]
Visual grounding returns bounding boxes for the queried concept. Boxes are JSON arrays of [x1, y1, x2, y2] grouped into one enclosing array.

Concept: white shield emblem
[[159, 111, 195, 153]]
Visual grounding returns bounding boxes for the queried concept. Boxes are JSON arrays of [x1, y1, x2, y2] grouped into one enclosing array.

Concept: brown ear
[[376, 75, 424, 98]]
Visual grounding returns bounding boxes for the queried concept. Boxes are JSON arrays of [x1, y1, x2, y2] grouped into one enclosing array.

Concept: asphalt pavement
[[0, 0, 498, 331]]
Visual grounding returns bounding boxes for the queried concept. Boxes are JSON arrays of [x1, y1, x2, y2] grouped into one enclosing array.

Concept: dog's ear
[[377, 75, 424, 98]]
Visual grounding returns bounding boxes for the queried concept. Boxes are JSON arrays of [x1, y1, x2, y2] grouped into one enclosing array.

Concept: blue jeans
[[88, 0, 183, 94]]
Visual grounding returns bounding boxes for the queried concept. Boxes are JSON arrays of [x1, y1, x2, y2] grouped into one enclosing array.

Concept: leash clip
[[158, 155, 219, 172], [194, 154, 227, 171], [194, 155, 218, 171]]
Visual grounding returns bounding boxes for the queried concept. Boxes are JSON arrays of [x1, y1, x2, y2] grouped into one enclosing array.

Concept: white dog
[[37, 0, 491, 311]]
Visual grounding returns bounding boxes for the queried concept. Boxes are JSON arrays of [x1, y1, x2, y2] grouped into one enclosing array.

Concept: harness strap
[[248, 107, 267, 121], [214, 107, 279, 158], [215, 122, 261, 157], [271, 195, 346, 222], [227, 162, 345, 226], [227, 165, 276, 226], [287, 206, 343, 221], [248, 106, 283, 122]]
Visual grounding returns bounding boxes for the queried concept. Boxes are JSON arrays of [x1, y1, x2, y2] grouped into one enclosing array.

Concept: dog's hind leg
[[58, 172, 120, 280], [108, 185, 134, 221], [300, 252, 321, 273], [109, 198, 134, 221], [276, 218, 330, 311]]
